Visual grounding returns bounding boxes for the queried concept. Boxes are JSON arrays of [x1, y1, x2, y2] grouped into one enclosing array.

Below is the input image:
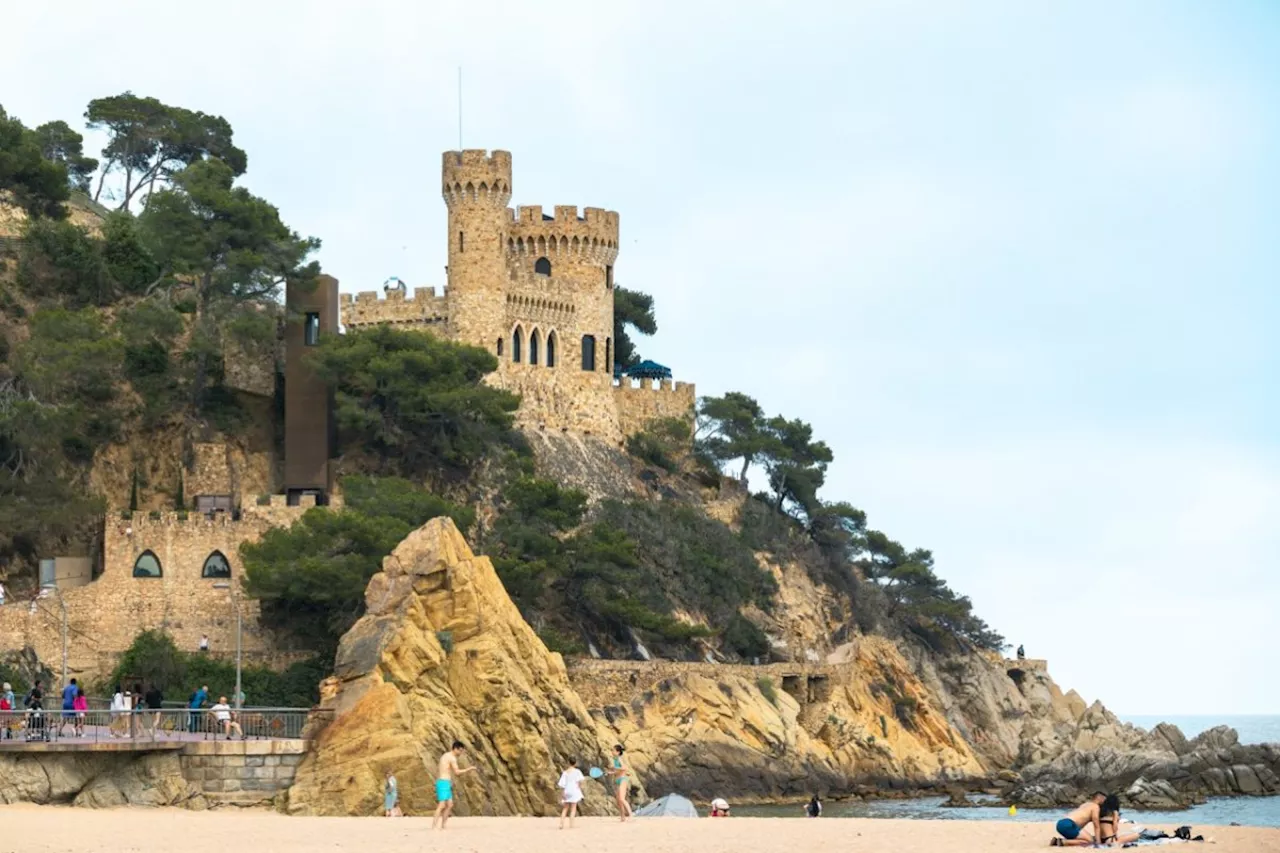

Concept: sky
[[5, 1, 1278, 715]]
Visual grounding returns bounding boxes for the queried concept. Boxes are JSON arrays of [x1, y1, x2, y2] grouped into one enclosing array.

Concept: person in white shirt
[[210, 696, 243, 740], [557, 758, 585, 829]]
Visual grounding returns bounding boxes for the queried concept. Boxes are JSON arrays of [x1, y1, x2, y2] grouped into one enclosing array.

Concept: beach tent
[[635, 794, 699, 817]]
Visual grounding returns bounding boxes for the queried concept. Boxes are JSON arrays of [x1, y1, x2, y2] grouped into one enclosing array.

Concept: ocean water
[[737, 796, 1280, 828], [735, 715, 1280, 828]]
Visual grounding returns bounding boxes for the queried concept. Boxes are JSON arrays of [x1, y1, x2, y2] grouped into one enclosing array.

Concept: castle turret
[[442, 150, 512, 351]]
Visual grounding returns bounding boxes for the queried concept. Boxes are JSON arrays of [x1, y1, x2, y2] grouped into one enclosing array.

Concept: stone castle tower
[[341, 150, 693, 444]]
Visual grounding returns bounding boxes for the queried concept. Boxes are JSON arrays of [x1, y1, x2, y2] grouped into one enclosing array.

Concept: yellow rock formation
[[286, 518, 627, 817]]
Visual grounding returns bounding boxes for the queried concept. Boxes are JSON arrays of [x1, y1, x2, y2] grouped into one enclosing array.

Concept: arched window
[[133, 550, 162, 578], [202, 551, 232, 579], [581, 335, 596, 371], [496, 337, 504, 357], [606, 338, 612, 374], [546, 331, 557, 368], [512, 326, 523, 363], [529, 329, 540, 365], [534, 257, 552, 276]]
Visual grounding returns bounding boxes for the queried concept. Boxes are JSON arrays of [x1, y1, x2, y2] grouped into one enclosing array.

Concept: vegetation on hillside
[[107, 630, 323, 707], [240, 475, 473, 654], [0, 94, 317, 570]]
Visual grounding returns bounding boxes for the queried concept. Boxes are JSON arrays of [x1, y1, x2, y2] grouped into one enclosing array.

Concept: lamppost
[[211, 581, 242, 711], [39, 583, 67, 688]]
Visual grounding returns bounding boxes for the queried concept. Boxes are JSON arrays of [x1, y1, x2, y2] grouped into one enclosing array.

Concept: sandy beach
[[1, 806, 1277, 853]]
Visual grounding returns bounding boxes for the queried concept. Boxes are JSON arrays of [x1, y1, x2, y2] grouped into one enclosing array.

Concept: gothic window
[[546, 331, 557, 368], [535, 257, 552, 276], [581, 335, 596, 371], [530, 329, 540, 365], [513, 326, 523, 363], [202, 551, 232, 579], [497, 337, 504, 357], [133, 550, 162, 578]]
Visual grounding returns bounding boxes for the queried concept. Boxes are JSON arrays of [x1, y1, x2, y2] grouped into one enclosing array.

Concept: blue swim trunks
[[435, 778, 454, 802], [1056, 818, 1080, 840]]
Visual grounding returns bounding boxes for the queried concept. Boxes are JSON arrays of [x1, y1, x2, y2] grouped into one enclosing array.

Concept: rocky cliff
[[0, 752, 203, 808], [286, 517, 628, 817]]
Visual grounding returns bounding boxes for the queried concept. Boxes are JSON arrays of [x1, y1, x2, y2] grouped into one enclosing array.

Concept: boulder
[[1124, 777, 1191, 809], [287, 518, 624, 817], [72, 753, 201, 808]]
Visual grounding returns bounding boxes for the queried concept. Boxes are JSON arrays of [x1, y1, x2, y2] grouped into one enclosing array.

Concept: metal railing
[[0, 707, 331, 745]]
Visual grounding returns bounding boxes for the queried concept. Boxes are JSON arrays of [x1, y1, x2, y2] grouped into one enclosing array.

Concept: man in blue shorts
[[1051, 792, 1106, 846], [432, 740, 477, 830]]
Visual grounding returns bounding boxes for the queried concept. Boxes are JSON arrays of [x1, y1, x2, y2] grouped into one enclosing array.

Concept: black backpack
[[1173, 826, 1204, 842]]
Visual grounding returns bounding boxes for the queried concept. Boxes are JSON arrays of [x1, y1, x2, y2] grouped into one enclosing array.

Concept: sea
[[735, 714, 1280, 828]]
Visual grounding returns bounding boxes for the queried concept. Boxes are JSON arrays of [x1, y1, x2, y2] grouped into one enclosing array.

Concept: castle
[[340, 150, 695, 445], [0, 150, 698, 683]]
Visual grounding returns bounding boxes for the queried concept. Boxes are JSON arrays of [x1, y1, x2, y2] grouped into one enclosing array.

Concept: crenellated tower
[[442, 150, 513, 349], [339, 149, 691, 444]]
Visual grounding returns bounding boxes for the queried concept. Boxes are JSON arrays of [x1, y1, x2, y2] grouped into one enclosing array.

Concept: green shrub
[[106, 630, 323, 707], [757, 676, 778, 706], [625, 417, 691, 473], [724, 612, 771, 660]]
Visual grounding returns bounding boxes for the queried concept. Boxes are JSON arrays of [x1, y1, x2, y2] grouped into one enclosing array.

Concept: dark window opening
[[530, 329, 540, 365], [304, 312, 320, 346], [133, 550, 162, 578], [581, 335, 596, 371], [606, 338, 612, 374], [459, 230, 465, 252], [534, 257, 552, 276], [202, 551, 232, 579], [546, 332, 557, 367], [513, 327, 523, 363], [606, 265, 614, 288], [497, 337, 504, 356]]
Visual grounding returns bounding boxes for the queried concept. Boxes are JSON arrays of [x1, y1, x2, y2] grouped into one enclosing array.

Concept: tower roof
[[623, 360, 673, 380]]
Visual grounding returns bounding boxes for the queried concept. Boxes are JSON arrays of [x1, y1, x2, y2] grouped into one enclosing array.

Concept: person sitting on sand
[[432, 741, 478, 830], [710, 797, 730, 817], [806, 795, 822, 818], [1051, 792, 1106, 847], [1098, 794, 1139, 846], [558, 758, 585, 829]]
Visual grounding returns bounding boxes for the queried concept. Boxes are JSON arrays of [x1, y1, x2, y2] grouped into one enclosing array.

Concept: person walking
[[144, 683, 164, 738], [384, 769, 400, 817], [72, 687, 87, 737], [188, 684, 208, 734], [58, 678, 78, 736], [557, 758, 585, 829]]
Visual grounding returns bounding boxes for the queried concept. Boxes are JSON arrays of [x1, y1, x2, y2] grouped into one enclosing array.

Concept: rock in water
[[287, 518, 624, 817]]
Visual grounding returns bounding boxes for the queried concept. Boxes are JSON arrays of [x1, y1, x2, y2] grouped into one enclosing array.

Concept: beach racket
[[589, 767, 605, 780]]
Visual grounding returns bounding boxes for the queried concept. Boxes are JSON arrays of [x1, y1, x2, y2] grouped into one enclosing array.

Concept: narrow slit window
[[530, 329, 540, 365], [459, 231, 465, 252], [304, 312, 320, 346], [581, 335, 596, 371], [513, 327, 523, 363], [497, 337, 504, 357], [546, 332, 557, 368]]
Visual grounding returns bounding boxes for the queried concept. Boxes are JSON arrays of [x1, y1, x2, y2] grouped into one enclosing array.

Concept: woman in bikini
[[608, 744, 634, 821], [1099, 794, 1140, 846]]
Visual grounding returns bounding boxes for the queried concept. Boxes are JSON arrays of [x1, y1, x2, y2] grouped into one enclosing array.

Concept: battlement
[[505, 205, 619, 264], [340, 286, 450, 329], [613, 377, 696, 395], [442, 150, 512, 204], [111, 498, 314, 532], [613, 376, 697, 438]]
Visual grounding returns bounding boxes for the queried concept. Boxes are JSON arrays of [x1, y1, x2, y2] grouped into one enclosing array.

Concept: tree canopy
[[0, 105, 69, 218], [613, 286, 656, 372], [309, 325, 520, 483], [86, 92, 246, 210]]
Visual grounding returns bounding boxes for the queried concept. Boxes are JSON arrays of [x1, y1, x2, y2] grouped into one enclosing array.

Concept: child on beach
[[557, 758, 585, 829], [384, 769, 400, 817]]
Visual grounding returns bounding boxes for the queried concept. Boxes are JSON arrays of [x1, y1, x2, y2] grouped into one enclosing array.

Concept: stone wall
[[339, 286, 449, 329], [180, 740, 308, 807], [0, 497, 318, 684], [613, 377, 697, 438]]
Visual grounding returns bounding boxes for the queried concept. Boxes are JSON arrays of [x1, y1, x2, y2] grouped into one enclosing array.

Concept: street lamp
[[40, 583, 67, 688], [211, 581, 242, 711]]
